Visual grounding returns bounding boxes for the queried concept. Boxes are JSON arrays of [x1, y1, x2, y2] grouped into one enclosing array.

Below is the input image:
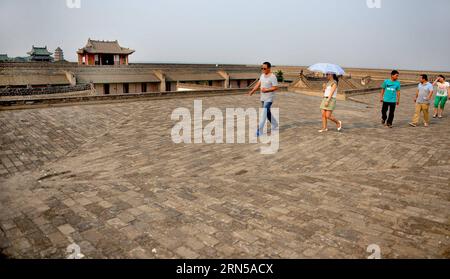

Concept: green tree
[[275, 70, 284, 82]]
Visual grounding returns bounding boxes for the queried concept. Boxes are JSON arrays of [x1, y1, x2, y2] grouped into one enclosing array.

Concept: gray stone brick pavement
[[0, 88, 449, 258]]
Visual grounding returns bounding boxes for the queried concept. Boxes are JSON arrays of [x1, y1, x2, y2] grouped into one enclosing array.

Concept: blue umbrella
[[308, 63, 346, 75]]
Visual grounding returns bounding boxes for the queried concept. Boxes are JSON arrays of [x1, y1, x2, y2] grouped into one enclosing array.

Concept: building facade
[[77, 39, 135, 66]]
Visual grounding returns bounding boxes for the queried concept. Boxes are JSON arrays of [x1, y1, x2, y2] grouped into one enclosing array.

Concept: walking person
[[319, 73, 343, 133], [409, 74, 434, 127], [248, 62, 279, 137], [432, 75, 449, 118], [380, 70, 401, 128]]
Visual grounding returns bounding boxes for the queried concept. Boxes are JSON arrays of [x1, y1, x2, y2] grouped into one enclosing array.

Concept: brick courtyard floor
[[0, 88, 449, 259]]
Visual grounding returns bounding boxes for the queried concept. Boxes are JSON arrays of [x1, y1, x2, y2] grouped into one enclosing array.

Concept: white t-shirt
[[260, 73, 278, 102], [436, 81, 449, 97], [324, 81, 338, 98]]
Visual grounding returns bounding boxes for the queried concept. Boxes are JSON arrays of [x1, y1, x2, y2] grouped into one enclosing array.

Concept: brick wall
[[0, 84, 91, 96]]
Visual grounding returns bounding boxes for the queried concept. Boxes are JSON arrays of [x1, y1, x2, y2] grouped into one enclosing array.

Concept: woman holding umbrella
[[308, 63, 344, 133], [319, 73, 343, 132]]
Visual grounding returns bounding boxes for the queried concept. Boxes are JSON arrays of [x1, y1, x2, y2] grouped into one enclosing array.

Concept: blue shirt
[[382, 79, 401, 103]]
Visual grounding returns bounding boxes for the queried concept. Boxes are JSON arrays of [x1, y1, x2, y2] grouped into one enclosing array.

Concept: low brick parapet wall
[[0, 86, 289, 110], [0, 90, 93, 101], [0, 84, 91, 96], [343, 82, 417, 97], [177, 83, 225, 91], [289, 82, 418, 100]]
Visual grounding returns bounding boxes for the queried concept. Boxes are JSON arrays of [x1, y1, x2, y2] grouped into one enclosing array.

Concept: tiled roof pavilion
[[77, 39, 135, 55], [27, 46, 53, 56]]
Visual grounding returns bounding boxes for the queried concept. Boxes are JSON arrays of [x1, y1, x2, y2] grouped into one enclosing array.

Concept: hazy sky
[[1, 0, 449, 71]]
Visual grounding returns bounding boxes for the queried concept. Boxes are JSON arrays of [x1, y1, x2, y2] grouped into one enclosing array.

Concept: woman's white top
[[324, 81, 338, 98], [436, 81, 449, 97]]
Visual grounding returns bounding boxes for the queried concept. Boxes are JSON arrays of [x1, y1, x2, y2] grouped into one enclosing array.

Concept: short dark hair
[[420, 74, 428, 81], [263, 62, 272, 69], [391, 70, 399, 76], [438, 75, 446, 80]]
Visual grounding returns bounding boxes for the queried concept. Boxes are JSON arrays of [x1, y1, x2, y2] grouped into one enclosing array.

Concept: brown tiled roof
[[0, 74, 69, 86], [165, 72, 225, 82], [77, 39, 135, 55], [75, 69, 160, 84], [229, 72, 259, 80]]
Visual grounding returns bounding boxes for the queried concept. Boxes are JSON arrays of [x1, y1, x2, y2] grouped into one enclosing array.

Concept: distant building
[[77, 39, 135, 66], [12, 57, 30, 62], [0, 54, 30, 62], [54, 47, 64, 62], [27, 46, 54, 62], [0, 54, 10, 62]]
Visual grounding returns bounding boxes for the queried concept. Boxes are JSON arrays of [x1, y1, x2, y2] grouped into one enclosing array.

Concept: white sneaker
[[318, 129, 328, 133], [337, 121, 343, 132]]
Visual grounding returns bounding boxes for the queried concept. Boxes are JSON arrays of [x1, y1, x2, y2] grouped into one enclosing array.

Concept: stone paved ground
[[0, 88, 449, 259]]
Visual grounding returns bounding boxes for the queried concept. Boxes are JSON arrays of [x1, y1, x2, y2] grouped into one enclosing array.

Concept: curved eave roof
[[77, 49, 135, 55]]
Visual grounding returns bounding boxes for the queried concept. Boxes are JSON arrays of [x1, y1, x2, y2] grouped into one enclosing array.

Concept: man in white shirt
[[248, 62, 279, 137]]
